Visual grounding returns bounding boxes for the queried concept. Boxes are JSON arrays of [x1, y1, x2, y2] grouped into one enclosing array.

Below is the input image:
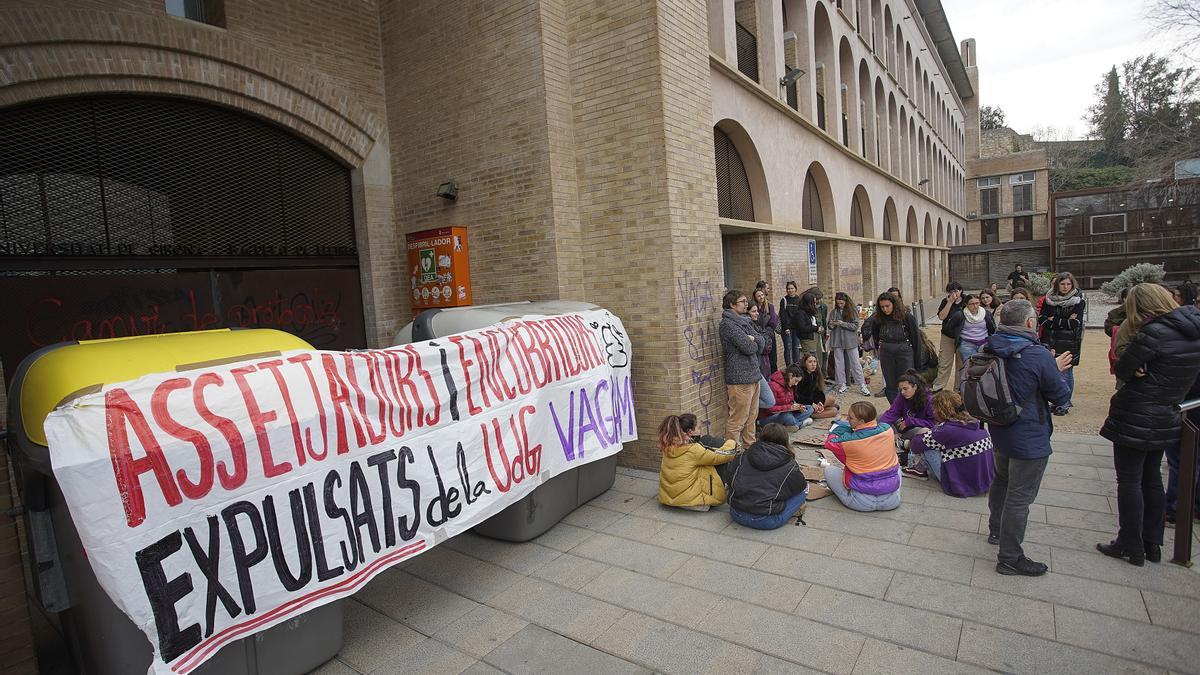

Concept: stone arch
[[0, 7, 379, 166], [783, 0, 814, 120], [838, 37, 857, 151], [883, 197, 899, 241], [887, 92, 899, 175], [936, 220, 945, 246], [802, 161, 836, 232], [906, 207, 919, 243], [714, 119, 772, 223], [926, 215, 935, 245], [858, 60, 875, 161], [873, 77, 887, 168], [851, 185, 876, 239], [813, 2, 837, 134], [883, 5, 895, 71], [904, 42, 913, 92]]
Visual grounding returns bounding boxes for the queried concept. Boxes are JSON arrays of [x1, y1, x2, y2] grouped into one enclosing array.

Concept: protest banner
[[44, 309, 636, 674]]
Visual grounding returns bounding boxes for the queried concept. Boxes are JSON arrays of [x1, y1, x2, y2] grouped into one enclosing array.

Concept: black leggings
[[879, 341, 914, 402]]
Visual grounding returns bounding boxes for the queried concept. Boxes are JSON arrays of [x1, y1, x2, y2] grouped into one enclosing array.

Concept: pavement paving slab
[[322, 431, 1200, 675]]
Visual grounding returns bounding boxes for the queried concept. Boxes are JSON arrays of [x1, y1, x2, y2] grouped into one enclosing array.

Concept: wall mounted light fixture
[[436, 181, 458, 201]]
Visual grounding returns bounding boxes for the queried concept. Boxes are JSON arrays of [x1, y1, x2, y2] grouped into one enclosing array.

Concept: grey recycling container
[[394, 301, 621, 542], [5, 329, 343, 675]]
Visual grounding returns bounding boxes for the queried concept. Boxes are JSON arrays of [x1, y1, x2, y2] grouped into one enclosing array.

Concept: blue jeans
[[824, 465, 901, 511], [957, 342, 981, 367], [783, 332, 801, 366], [760, 409, 813, 427], [920, 449, 943, 481], [1061, 369, 1075, 408], [730, 490, 808, 530], [1165, 444, 1200, 518], [758, 376, 775, 409]]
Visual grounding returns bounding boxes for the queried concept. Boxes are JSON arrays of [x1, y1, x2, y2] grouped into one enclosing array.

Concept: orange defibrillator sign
[[406, 227, 471, 312]]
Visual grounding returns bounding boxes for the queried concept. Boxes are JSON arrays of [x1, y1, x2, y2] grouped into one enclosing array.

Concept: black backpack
[[961, 343, 1036, 425]]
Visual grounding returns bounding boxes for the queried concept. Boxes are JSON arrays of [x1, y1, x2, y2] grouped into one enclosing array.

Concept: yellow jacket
[[658, 438, 738, 507]]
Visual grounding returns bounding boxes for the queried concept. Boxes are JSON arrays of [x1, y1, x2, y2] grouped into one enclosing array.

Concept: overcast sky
[[941, 0, 1198, 140]]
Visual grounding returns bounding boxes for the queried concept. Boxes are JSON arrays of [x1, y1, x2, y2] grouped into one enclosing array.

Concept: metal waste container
[[6, 328, 344, 675], [394, 301, 620, 541]]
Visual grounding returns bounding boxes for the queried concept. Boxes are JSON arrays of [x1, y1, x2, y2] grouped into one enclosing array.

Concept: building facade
[[0, 1, 971, 668], [951, 42, 1051, 289], [1051, 180, 1200, 288]]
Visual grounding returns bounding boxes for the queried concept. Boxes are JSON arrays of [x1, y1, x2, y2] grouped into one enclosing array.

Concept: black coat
[[1038, 293, 1086, 366], [727, 440, 807, 515], [779, 295, 803, 334], [1100, 305, 1200, 451]]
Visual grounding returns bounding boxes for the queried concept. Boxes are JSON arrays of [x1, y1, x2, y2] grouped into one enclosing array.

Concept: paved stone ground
[[315, 432, 1200, 675]]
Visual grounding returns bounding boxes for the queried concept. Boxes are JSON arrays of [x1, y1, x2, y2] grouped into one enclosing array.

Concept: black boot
[[1144, 543, 1161, 564], [1096, 541, 1145, 567]]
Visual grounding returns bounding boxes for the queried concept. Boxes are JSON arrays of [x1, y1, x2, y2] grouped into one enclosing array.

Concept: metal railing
[[1174, 398, 1199, 567]]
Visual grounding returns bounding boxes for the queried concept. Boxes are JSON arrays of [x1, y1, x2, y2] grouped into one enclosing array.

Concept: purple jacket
[[913, 420, 995, 498], [878, 392, 936, 430]]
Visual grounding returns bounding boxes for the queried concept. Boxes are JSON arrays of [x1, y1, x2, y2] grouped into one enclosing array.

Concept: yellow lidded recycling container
[[6, 328, 344, 675]]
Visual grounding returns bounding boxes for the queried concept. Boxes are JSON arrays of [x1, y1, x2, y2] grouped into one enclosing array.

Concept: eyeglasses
[[736, 299, 748, 305]]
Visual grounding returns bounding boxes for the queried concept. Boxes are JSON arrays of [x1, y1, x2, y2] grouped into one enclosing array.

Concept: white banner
[[44, 309, 636, 674]]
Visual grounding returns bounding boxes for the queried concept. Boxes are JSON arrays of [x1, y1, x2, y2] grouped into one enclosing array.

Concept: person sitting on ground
[[909, 390, 995, 496], [657, 413, 737, 512], [878, 371, 936, 473], [823, 402, 902, 512], [727, 423, 809, 529], [759, 365, 815, 430], [794, 351, 838, 419]]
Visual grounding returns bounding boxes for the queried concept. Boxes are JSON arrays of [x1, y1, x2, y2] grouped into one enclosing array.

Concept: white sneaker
[[837, 384, 848, 394], [801, 418, 814, 429], [859, 384, 871, 395]]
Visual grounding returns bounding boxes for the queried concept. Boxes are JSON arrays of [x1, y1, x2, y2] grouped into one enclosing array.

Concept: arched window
[[714, 127, 755, 221], [803, 174, 824, 231], [850, 194, 865, 237]]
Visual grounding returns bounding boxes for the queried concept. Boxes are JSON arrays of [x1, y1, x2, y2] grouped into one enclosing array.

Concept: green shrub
[[1026, 272, 1053, 297], [1099, 263, 1166, 300]]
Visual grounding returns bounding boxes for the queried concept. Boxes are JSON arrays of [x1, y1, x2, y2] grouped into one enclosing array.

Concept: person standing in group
[[758, 365, 815, 429], [1172, 280, 1197, 308], [794, 351, 839, 419], [720, 290, 767, 449], [1006, 264, 1030, 290], [829, 292, 871, 395], [823, 402, 902, 512], [750, 290, 779, 378], [871, 292, 924, 402], [796, 291, 822, 358], [1009, 288, 1031, 303], [985, 299, 1074, 576], [934, 282, 966, 392], [1039, 272, 1086, 416], [779, 281, 803, 366], [1099, 284, 1200, 565], [808, 287, 830, 377], [977, 289, 1000, 317], [943, 294, 996, 374], [911, 390, 995, 497], [878, 371, 936, 474]]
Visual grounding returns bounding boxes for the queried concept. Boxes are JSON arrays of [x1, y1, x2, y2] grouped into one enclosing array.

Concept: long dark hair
[[796, 353, 824, 392], [876, 292, 908, 321], [897, 370, 930, 414], [657, 413, 698, 451], [834, 292, 856, 321], [800, 291, 819, 314]]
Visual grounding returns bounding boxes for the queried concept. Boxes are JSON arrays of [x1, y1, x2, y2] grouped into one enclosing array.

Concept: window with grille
[[165, 0, 225, 27], [1012, 183, 1033, 212], [851, 196, 865, 237], [803, 174, 824, 231], [0, 96, 355, 268], [714, 127, 755, 222], [982, 219, 999, 244], [736, 23, 759, 83], [785, 63, 799, 110], [980, 187, 1000, 215], [1090, 213, 1127, 235], [1014, 216, 1033, 241]]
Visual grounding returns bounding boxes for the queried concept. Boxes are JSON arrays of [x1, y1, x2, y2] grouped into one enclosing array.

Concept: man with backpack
[[965, 299, 1072, 576]]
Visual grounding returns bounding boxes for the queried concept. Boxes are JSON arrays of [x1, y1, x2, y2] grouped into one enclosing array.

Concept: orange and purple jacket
[[824, 420, 900, 495]]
